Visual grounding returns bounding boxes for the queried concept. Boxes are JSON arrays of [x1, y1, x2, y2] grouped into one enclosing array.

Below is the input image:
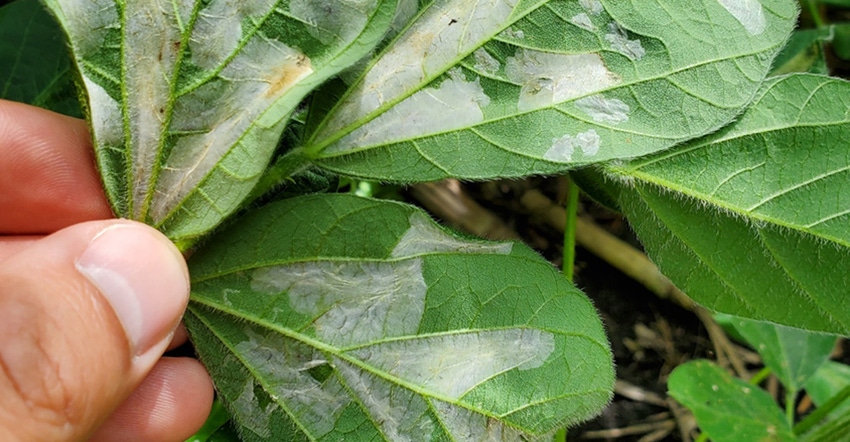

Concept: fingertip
[[90, 358, 215, 442]]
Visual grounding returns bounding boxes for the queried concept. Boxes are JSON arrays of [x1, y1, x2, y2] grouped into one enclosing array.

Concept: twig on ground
[[666, 397, 695, 442], [409, 181, 520, 240], [615, 379, 668, 407], [581, 419, 676, 439]]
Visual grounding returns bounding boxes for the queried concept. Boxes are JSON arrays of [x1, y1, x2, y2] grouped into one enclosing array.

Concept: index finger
[[0, 99, 113, 234]]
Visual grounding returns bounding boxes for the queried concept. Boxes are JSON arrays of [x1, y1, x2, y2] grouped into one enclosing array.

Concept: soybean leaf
[[41, 0, 396, 244], [0, 0, 80, 116], [806, 362, 850, 422], [302, 0, 796, 181], [728, 316, 836, 393], [609, 74, 850, 335], [669, 360, 796, 441], [771, 28, 832, 76], [185, 194, 614, 440]]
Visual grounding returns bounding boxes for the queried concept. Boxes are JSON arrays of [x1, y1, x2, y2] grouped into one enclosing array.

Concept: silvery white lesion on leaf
[[430, 400, 530, 442], [151, 37, 314, 222], [312, 0, 519, 145], [346, 329, 555, 398], [570, 12, 596, 31], [323, 68, 491, 153], [231, 378, 277, 438], [504, 49, 620, 112], [575, 94, 630, 124], [392, 212, 512, 257], [47, 0, 117, 56], [124, 0, 195, 218], [290, 0, 378, 45], [717, 0, 767, 35], [250, 260, 427, 347], [473, 48, 501, 75], [579, 0, 604, 15], [85, 80, 123, 148], [189, 0, 278, 70], [604, 22, 645, 61], [333, 358, 436, 441], [234, 329, 350, 438], [545, 130, 601, 163]]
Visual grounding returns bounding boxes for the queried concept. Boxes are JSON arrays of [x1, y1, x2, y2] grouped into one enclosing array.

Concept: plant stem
[[749, 367, 772, 385], [695, 432, 709, 442], [794, 384, 850, 435], [787, 390, 797, 426], [562, 179, 579, 282], [553, 179, 580, 442]]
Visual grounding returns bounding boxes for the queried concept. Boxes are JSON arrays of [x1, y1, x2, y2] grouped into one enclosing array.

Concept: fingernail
[[75, 224, 189, 356]]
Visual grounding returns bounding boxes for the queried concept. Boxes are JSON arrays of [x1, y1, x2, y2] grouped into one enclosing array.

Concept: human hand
[[0, 100, 214, 441]]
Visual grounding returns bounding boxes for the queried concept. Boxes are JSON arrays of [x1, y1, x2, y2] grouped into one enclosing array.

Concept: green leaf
[[770, 28, 831, 76], [728, 316, 836, 393], [185, 194, 614, 440], [668, 360, 796, 442], [806, 362, 850, 422], [302, 0, 796, 181], [609, 74, 850, 335], [0, 0, 81, 116], [41, 0, 396, 243]]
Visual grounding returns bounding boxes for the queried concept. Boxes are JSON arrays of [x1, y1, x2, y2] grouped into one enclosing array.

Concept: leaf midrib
[[311, 43, 783, 159], [189, 297, 605, 435]]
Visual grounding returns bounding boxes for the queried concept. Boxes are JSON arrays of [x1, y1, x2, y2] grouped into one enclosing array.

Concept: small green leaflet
[[303, 0, 796, 181], [729, 316, 836, 394], [185, 194, 614, 441], [668, 360, 796, 442], [41, 0, 396, 243], [609, 74, 850, 335]]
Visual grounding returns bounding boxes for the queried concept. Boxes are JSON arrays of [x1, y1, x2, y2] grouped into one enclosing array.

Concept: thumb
[[0, 220, 190, 441]]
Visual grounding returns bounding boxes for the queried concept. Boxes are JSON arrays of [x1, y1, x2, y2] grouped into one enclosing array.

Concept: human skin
[[0, 99, 214, 441]]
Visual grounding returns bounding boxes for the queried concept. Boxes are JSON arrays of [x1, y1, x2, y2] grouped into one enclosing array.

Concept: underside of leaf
[[42, 0, 395, 242], [609, 74, 850, 334], [185, 194, 614, 440], [304, 0, 797, 182]]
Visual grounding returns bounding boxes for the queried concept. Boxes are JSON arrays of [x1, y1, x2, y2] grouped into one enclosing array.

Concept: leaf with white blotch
[[41, 0, 396, 244], [301, 0, 796, 181], [727, 315, 836, 394], [184, 194, 613, 441], [608, 74, 850, 334]]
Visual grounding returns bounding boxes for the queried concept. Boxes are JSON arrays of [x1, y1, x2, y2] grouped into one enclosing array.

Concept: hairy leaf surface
[[728, 316, 836, 393], [41, 0, 396, 243], [185, 194, 613, 440], [0, 0, 80, 116], [609, 74, 850, 334], [303, 0, 796, 181], [669, 360, 796, 442]]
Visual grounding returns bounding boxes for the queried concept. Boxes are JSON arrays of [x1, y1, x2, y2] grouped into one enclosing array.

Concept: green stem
[[803, 0, 826, 28], [562, 179, 579, 282], [695, 432, 709, 442], [553, 180, 579, 442], [794, 384, 850, 435], [787, 390, 797, 426], [749, 367, 772, 385]]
